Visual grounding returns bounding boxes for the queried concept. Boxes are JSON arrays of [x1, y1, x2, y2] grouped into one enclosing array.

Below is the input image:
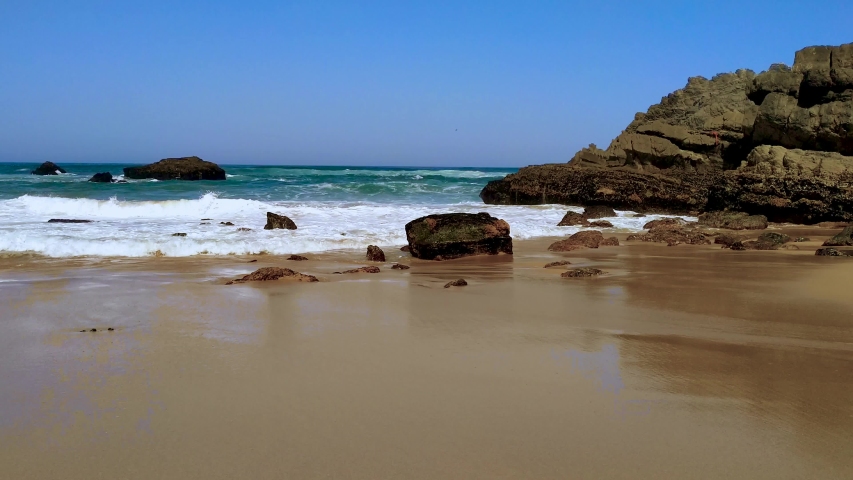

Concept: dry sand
[[1, 227, 852, 479]]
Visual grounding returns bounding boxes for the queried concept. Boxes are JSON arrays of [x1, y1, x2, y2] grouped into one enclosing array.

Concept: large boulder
[[264, 212, 297, 230], [404, 213, 512, 260], [32, 162, 66, 175], [823, 225, 853, 246], [123, 156, 226, 181], [548, 230, 605, 251], [480, 42, 853, 224], [697, 211, 768, 230]]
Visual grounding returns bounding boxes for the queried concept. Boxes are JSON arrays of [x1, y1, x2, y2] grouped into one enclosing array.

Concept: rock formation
[[123, 156, 226, 181], [404, 213, 513, 260], [32, 162, 66, 175], [561, 268, 605, 278], [444, 279, 468, 288], [481, 42, 853, 224], [334, 266, 381, 274], [264, 212, 297, 230]]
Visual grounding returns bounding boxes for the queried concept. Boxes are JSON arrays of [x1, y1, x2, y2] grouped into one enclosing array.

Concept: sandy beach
[[2, 227, 852, 479]]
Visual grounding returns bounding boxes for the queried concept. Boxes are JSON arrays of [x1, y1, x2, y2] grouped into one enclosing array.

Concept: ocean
[[0, 162, 661, 257]]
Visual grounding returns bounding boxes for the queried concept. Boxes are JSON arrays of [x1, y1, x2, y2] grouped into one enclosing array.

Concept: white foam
[[0, 194, 694, 257]]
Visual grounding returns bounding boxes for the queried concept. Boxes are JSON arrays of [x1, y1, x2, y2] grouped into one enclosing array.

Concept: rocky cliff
[[481, 43, 853, 223]]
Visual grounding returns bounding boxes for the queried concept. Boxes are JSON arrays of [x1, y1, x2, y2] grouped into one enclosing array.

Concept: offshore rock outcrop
[[481, 43, 853, 224], [124, 156, 226, 181]]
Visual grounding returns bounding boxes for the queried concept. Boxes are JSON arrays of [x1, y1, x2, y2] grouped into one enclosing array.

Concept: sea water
[[0, 163, 675, 257]]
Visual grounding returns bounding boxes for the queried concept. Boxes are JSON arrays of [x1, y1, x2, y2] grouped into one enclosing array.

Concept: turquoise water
[[0, 163, 515, 203]]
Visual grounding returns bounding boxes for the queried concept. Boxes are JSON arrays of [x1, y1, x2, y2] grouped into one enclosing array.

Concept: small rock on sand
[[444, 279, 467, 288]]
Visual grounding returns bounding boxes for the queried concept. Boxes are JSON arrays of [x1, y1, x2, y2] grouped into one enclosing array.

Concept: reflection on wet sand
[[1, 234, 852, 478]]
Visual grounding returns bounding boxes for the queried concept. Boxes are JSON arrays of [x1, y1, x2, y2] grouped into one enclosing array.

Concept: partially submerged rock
[[172, 232, 187, 237], [444, 279, 468, 288], [287, 255, 308, 261], [366, 245, 386, 262], [561, 268, 605, 278], [334, 266, 380, 274], [642, 218, 690, 230], [226, 267, 318, 284], [822, 226, 853, 246], [264, 212, 297, 230], [544, 260, 572, 268], [220, 221, 234, 226], [588, 220, 614, 228], [391, 264, 410, 270], [123, 156, 226, 181], [47, 219, 92, 223], [400, 245, 411, 252], [627, 223, 711, 246], [600, 237, 620, 246], [404, 213, 512, 260], [714, 232, 746, 247], [583, 205, 616, 219], [557, 212, 589, 227], [88, 172, 113, 183], [32, 162, 66, 175], [730, 232, 791, 250]]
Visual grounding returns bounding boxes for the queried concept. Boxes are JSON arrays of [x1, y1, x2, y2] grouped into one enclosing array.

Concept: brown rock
[[544, 260, 572, 268], [548, 230, 605, 251], [444, 279, 468, 288], [822, 226, 853, 246], [228, 267, 318, 284], [400, 245, 411, 252], [697, 211, 768, 230], [405, 212, 512, 260], [220, 221, 234, 226], [287, 255, 308, 261], [391, 264, 410, 270], [366, 245, 386, 262], [714, 233, 745, 247], [583, 205, 617, 219], [600, 237, 620, 246], [264, 212, 297, 230]]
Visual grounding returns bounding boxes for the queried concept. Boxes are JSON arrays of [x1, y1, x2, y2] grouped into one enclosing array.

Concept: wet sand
[[2, 228, 853, 479]]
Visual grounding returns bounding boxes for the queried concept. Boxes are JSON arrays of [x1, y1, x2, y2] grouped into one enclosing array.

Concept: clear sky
[[1, 1, 851, 167]]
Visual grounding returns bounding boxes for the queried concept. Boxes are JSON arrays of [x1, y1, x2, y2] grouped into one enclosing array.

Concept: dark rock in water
[[32, 161, 66, 175], [248, 259, 258, 263], [444, 279, 467, 288], [400, 245, 411, 252], [220, 221, 234, 226], [815, 247, 852, 256], [201, 218, 212, 221], [557, 211, 589, 227], [391, 263, 410, 270], [107, 327, 114, 331], [548, 230, 604, 251], [479, 42, 853, 224], [583, 205, 616, 219], [757, 232, 791, 246], [88, 172, 113, 183], [48, 219, 92, 223], [588, 220, 614, 228], [237, 227, 252, 232], [793, 237, 810, 242], [172, 232, 187, 237], [200, 222, 210, 225], [822, 226, 853, 246], [404, 212, 512, 260], [264, 212, 297, 230], [561, 268, 605, 278], [227, 267, 318, 284], [633, 213, 647, 218], [123, 156, 225, 181], [544, 260, 572, 268], [366, 245, 386, 262], [334, 266, 380, 274], [287, 255, 308, 261], [698, 211, 768, 230]]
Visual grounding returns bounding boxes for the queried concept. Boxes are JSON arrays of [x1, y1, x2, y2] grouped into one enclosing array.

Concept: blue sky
[[1, 1, 851, 167]]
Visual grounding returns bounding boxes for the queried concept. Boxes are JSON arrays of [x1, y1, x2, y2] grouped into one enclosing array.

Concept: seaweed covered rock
[[404, 213, 512, 260], [32, 161, 66, 175], [697, 211, 768, 230], [264, 212, 297, 230], [124, 156, 226, 181]]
